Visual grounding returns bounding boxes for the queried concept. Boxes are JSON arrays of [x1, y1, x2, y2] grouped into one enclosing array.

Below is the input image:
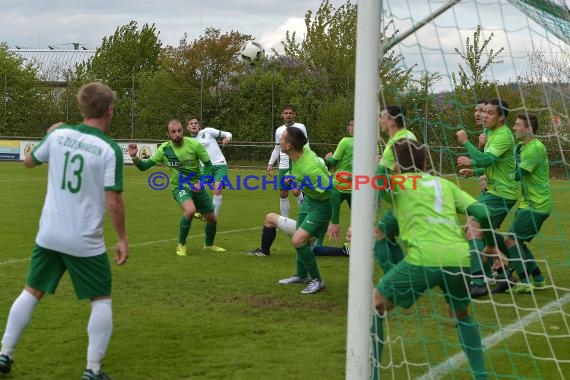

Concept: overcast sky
[[1, 0, 568, 90]]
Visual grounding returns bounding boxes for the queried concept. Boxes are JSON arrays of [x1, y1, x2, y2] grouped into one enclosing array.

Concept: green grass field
[[1, 162, 569, 379]]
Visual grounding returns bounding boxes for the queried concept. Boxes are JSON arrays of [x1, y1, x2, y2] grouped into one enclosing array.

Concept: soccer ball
[[239, 40, 265, 64]]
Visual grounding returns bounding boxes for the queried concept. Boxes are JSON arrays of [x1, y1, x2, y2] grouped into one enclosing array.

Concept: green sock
[[296, 255, 309, 279], [456, 316, 487, 379], [179, 216, 192, 244], [370, 313, 384, 380], [295, 244, 321, 280], [522, 245, 544, 282], [507, 245, 527, 281], [468, 239, 487, 286], [204, 222, 216, 246]]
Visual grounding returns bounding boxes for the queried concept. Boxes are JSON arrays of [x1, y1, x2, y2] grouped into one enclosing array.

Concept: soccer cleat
[[301, 279, 326, 294], [278, 275, 310, 285], [343, 242, 351, 256], [0, 354, 13, 374], [532, 279, 548, 290], [509, 282, 534, 294], [492, 276, 516, 294], [193, 212, 206, 222], [82, 368, 112, 380], [203, 245, 226, 252], [247, 248, 270, 257], [176, 243, 187, 257], [469, 284, 489, 298]]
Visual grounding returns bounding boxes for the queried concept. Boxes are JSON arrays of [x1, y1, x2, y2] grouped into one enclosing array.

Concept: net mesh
[[369, 0, 570, 379]]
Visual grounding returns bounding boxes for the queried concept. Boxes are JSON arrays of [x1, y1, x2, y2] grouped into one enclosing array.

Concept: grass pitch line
[[418, 292, 570, 380], [0, 226, 259, 266]]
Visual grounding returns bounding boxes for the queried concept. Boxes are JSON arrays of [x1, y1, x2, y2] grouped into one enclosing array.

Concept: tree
[[81, 21, 162, 88], [0, 43, 47, 136], [157, 28, 252, 125], [71, 21, 162, 138], [282, 0, 357, 94], [451, 25, 504, 99]]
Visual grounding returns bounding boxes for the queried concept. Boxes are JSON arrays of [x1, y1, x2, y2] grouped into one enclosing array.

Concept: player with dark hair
[[456, 97, 519, 297], [375, 105, 417, 273], [363, 139, 493, 380], [187, 116, 232, 218], [500, 112, 550, 293], [276, 126, 331, 294], [266, 105, 307, 217]]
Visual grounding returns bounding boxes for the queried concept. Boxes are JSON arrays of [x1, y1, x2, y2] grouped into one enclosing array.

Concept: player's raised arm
[[129, 143, 159, 170]]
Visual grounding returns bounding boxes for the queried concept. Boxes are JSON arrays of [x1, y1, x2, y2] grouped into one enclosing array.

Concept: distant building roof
[[8, 49, 95, 83]]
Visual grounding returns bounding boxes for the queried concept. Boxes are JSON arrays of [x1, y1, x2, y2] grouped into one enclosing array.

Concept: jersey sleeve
[[269, 128, 281, 165], [196, 140, 211, 163], [332, 138, 347, 161], [104, 142, 124, 192], [486, 131, 512, 158], [205, 127, 222, 139], [449, 180, 477, 214], [519, 143, 542, 173], [31, 133, 53, 164]]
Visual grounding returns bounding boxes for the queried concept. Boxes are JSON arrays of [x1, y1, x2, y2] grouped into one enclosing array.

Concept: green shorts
[[202, 164, 228, 184], [478, 192, 517, 228], [172, 187, 214, 213], [27, 244, 111, 300], [278, 168, 292, 191], [296, 197, 332, 239], [508, 208, 550, 242], [377, 261, 471, 313], [330, 187, 352, 208], [377, 209, 399, 238]]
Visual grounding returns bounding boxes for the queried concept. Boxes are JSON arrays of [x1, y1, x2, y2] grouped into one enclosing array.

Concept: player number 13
[[61, 151, 85, 193]]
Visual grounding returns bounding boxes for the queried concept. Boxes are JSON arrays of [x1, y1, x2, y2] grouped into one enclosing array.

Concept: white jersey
[[269, 123, 308, 169], [193, 127, 231, 165], [31, 124, 123, 257]]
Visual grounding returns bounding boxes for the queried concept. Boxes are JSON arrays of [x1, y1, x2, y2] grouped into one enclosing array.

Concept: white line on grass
[[0, 226, 259, 266], [417, 292, 570, 380]]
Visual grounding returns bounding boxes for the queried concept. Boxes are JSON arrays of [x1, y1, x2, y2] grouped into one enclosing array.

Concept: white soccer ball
[[239, 40, 265, 64]]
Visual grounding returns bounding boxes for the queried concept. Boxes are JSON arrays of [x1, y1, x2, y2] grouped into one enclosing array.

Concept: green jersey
[[483, 125, 519, 200], [331, 136, 353, 193], [290, 148, 330, 202], [517, 139, 552, 213], [379, 129, 417, 171], [147, 137, 210, 190], [382, 173, 476, 267]]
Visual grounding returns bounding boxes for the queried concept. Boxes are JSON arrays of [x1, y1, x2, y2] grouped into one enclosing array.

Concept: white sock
[[87, 299, 113, 374], [295, 192, 304, 206], [213, 195, 223, 217], [1, 289, 39, 357], [280, 198, 290, 218]]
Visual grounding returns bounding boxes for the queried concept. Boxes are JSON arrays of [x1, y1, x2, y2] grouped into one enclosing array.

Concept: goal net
[[347, 0, 570, 379]]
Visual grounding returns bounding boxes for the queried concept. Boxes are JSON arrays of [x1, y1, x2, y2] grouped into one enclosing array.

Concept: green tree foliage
[[280, 0, 412, 144], [131, 28, 253, 139], [282, 0, 357, 94], [451, 25, 504, 104], [0, 43, 47, 136], [82, 21, 162, 87], [73, 21, 162, 138], [444, 25, 505, 137]]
